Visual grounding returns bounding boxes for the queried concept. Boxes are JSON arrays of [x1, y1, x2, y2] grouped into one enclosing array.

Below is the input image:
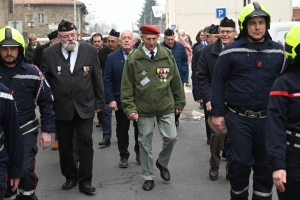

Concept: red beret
[[140, 25, 160, 34]]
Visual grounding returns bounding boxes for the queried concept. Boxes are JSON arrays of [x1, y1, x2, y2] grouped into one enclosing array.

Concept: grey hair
[[119, 30, 133, 40], [203, 26, 210, 33], [133, 33, 140, 40], [218, 27, 236, 32], [28, 34, 37, 41]]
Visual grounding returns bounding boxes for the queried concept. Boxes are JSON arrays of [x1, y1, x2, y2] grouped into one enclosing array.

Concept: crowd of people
[[0, 1, 299, 200]]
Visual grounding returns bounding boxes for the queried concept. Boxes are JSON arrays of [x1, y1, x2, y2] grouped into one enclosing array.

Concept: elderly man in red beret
[[121, 25, 186, 191]]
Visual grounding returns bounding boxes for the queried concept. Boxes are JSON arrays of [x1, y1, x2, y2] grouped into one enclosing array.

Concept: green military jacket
[[121, 43, 186, 117]]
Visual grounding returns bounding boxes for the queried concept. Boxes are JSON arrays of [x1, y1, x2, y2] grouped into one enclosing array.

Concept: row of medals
[[57, 66, 89, 76], [157, 68, 170, 82]]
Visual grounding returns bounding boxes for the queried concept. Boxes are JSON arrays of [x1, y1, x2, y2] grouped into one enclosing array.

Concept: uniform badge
[[83, 66, 91, 76], [140, 77, 150, 86], [57, 66, 61, 75], [141, 71, 148, 75], [156, 67, 170, 83]]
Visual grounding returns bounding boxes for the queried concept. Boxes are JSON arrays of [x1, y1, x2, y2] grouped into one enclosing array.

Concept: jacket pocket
[[86, 93, 94, 100]]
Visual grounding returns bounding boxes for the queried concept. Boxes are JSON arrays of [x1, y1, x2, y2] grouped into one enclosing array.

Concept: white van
[[269, 22, 299, 43]]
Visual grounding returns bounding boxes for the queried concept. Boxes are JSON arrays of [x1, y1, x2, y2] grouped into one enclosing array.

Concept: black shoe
[[207, 139, 210, 145], [226, 173, 230, 181], [98, 139, 111, 147], [79, 184, 96, 193], [221, 151, 227, 159], [175, 119, 179, 127], [96, 122, 102, 127], [142, 180, 154, 191], [119, 157, 128, 168], [62, 179, 77, 190], [136, 154, 141, 165], [156, 159, 170, 181], [199, 102, 204, 109]]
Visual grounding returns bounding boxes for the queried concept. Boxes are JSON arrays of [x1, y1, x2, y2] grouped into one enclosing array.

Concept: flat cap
[[220, 17, 236, 28], [140, 25, 160, 34], [58, 20, 75, 32], [109, 29, 120, 38], [209, 24, 219, 34], [47, 30, 58, 40], [164, 28, 174, 36]]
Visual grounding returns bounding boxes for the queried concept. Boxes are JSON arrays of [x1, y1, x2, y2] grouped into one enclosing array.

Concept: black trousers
[[115, 109, 139, 158], [203, 102, 211, 141], [277, 146, 300, 200], [56, 110, 94, 185]]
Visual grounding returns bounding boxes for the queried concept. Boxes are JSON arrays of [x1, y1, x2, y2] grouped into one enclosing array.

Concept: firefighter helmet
[[0, 26, 26, 54], [238, 2, 271, 31], [285, 23, 300, 61]]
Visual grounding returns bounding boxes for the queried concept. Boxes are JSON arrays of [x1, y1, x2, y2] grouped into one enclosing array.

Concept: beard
[[62, 40, 79, 51], [1, 55, 19, 66]]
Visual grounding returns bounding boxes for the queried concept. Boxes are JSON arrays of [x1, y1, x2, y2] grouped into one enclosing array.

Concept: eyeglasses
[[59, 33, 76, 39], [219, 30, 235, 34], [209, 35, 219, 39]]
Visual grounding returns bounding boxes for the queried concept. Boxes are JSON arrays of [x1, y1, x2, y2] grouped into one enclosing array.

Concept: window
[[38, 13, 44, 24], [244, 0, 251, 6]]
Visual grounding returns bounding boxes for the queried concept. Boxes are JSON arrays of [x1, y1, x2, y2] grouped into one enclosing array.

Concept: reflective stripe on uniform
[[20, 119, 38, 135], [287, 130, 300, 137], [253, 190, 272, 197], [18, 189, 35, 195], [220, 48, 257, 56], [260, 49, 284, 54], [22, 126, 38, 135], [0, 92, 13, 100], [220, 48, 284, 57], [286, 131, 300, 148], [4, 193, 17, 199], [0, 144, 3, 151], [231, 186, 249, 195], [12, 74, 41, 80]]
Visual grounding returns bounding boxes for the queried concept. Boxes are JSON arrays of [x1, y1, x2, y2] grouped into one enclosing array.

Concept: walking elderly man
[[121, 25, 186, 191], [40, 20, 105, 194]]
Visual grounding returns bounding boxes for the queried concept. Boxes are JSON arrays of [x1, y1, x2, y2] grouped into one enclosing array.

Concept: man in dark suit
[[104, 30, 140, 168], [32, 30, 59, 69], [40, 20, 105, 194], [97, 29, 120, 147]]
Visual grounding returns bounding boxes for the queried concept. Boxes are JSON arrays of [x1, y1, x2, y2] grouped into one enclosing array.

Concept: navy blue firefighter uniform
[[0, 26, 54, 200], [266, 23, 300, 200], [211, 2, 284, 199], [0, 83, 24, 199], [210, 3, 285, 197]]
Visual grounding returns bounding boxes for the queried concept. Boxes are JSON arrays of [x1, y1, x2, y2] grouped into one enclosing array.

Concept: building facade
[[5, 0, 88, 42], [166, 0, 293, 43]]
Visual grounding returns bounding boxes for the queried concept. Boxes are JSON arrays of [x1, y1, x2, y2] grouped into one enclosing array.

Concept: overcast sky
[[294, 0, 300, 6], [82, 0, 166, 31], [81, 0, 300, 31]]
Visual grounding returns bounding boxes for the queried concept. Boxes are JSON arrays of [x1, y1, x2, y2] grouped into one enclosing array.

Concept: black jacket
[[197, 39, 222, 103], [40, 42, 105, 120], [32, 43, 50, 68], [266, 64, 300, 171]]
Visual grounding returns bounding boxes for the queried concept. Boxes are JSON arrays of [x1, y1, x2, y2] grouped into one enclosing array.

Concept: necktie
[[124, 52, 128, 60], [66, 51, 72, 65], [150, 51, 154, 60]]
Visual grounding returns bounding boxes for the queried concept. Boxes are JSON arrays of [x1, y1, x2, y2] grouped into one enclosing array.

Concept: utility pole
[[150, 11, 152, 25], [74, 0, 76, 25]]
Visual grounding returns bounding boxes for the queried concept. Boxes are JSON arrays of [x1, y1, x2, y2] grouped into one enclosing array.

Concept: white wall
[[166, 0, 292, 43]]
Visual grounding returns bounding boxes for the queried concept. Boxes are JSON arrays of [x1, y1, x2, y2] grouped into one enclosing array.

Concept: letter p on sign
[[216, 8, 226, 19]]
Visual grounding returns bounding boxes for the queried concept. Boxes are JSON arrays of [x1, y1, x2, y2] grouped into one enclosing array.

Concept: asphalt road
[[33, 86, 278, 200]]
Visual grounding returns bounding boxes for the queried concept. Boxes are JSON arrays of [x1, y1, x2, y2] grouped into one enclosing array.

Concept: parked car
[[269, 22, 299, 43]]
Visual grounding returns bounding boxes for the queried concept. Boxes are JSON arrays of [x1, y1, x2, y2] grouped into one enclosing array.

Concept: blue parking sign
[[171, 24, 176, 30], [216, 8, 226, 19]]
